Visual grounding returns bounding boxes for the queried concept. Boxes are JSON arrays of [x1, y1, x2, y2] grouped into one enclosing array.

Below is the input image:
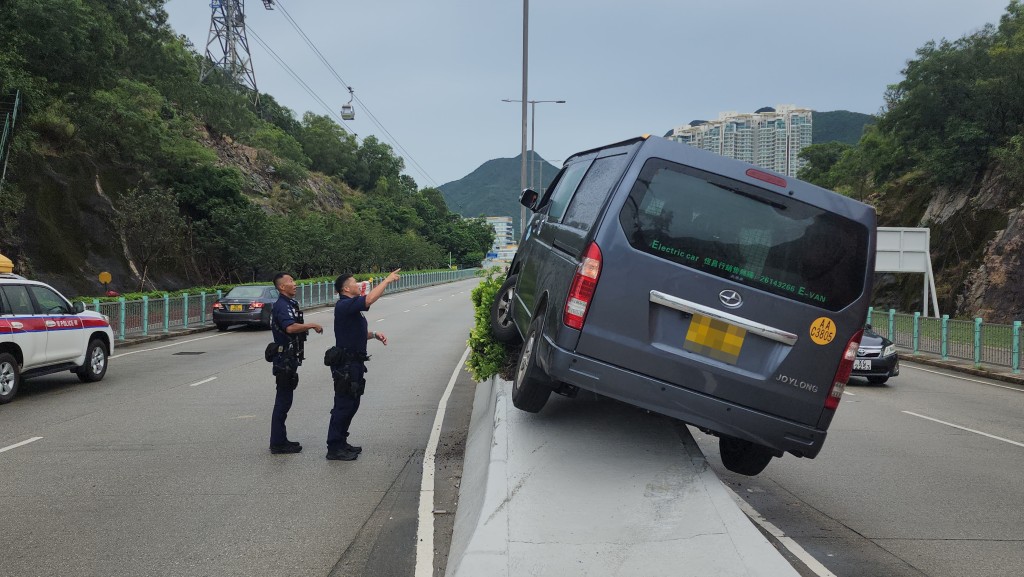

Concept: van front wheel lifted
[[719, 436, 774, 476], [490, 275, 522, 344], [512, 315, 553, 413]]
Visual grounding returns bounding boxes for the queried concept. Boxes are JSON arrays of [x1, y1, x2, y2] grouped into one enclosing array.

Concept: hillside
[[0, 0, 493, 297], [439, 152, 559, 237], [812, 110, 876, 145]]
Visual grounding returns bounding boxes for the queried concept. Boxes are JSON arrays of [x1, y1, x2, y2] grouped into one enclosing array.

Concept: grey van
[[489, 136, 875, 475]]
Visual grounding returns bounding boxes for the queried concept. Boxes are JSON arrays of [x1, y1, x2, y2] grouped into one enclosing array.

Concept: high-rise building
[[668, 105, 812, 176], [485, 216, 515, 253]]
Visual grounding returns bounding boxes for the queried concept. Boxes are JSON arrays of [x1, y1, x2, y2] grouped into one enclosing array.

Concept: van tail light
[[249, 302, 265, 310], [825, 329, 863, 410], [564, 242, 602, 330]]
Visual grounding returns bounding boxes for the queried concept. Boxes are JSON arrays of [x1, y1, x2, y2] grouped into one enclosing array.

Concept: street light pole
[[504, 99, 566, 191], [520, 0, 529, 238]]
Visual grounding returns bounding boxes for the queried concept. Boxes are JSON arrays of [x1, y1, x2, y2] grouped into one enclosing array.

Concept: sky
[[165, 0, 1014, 188]]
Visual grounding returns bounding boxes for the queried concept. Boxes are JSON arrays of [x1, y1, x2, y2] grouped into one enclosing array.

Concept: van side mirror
[[73, 301, 86, 314], [519, 188, 539, 211]]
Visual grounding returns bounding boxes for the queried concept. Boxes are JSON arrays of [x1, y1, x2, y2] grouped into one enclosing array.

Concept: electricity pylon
[[200, 1, 276, 105]]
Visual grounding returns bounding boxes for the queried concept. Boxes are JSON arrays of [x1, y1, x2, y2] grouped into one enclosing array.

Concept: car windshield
[[225, 286, 269, 299], [619, 158, 870, 312]]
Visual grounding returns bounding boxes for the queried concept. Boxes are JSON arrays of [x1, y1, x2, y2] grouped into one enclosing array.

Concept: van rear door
[[574, 151, 874, 428]]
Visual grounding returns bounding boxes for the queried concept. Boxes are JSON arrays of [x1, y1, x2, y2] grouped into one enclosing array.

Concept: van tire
[[719, 436, 774, 476], [0, 352, 20, 404], [512, 315, 554, 413], [490, 275, 522, 344]]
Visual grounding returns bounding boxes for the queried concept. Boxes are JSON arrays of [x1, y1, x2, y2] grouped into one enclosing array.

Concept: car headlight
[[883, 344, 896, 357]]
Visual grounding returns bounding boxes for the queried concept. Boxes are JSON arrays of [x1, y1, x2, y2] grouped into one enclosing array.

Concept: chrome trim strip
[[649, 290, 798, 346]]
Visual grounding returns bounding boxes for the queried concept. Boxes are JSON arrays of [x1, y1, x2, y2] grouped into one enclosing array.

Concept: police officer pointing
[[326, 269, 401, 461], [269, 273, 323, 454]]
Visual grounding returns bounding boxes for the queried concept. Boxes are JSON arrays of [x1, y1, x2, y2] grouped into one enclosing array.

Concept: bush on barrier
[[466, 269, 519, 382]]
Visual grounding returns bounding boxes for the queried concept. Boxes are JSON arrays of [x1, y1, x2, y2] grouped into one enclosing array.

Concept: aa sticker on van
[[809, 317, 837, 345]]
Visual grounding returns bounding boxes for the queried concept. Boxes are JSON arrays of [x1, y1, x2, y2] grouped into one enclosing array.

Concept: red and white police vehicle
[[0, 273, 114, 404]]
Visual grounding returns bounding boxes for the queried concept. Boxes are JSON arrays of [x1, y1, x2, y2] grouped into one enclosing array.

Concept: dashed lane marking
[[903, 411, 1024, 448], [189, 377, 218, 388], [0, 437, 43, 454]]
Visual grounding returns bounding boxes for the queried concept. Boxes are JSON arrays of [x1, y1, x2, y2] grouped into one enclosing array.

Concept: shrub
[[466, 269, 518, 382]]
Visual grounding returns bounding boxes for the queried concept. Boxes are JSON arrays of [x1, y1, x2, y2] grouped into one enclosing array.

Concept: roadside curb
[[901, 353, 1024, 387]]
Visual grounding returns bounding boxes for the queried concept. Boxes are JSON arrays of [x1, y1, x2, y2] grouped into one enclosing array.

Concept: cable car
[[341, 86, 355, 121]]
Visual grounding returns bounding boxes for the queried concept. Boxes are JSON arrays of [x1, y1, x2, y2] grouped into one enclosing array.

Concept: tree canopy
[[0, 0, 492, 287]]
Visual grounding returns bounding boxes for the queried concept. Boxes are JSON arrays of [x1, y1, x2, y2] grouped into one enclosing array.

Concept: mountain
[[812, 110, 876, 145], [439, 152, 559, 237], [440, 110, 876, 238]]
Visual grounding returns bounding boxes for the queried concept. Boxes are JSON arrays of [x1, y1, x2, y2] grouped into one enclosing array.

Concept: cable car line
[[246, 25, 355, 134], [273, 1, 438, 187]]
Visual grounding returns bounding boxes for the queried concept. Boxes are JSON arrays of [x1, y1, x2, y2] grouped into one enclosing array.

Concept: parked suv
[[490, 136, 876, 475], [0, 273, 114, 404]]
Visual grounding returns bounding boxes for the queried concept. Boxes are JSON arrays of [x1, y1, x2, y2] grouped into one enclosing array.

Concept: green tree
[[113, 186, 186, 290]]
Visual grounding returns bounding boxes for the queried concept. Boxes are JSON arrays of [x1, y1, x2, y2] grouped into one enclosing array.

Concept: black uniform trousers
[[271, 364, 299, 446], [327, 363, 364, 450]]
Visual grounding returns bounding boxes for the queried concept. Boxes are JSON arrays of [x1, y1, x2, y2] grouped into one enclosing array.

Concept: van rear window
[[618, 158, 869, 312]]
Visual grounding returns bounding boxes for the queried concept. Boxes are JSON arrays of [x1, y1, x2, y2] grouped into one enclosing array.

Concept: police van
[[489, 135, 875, 475], [0, 272, 114, 404]]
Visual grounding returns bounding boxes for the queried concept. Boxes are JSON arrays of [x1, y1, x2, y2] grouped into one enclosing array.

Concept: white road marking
[[376, 319, 385, 323], [420, 303, 429, 307], [728, 491, 839, 577], [437, 299, 443, 302], [189, 377, 218, 388], [0, 437, 43, 454], [403, 310, 411, 313], [903, 411, 1024, 448], [904, 365, 1024, 392], [110, 333, 225, 359], [233, 415, 257, 419], [414, 347, 470, 577], [844, 391, 856, 396]]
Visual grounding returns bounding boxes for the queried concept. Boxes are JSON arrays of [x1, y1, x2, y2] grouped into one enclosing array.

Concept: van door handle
[[45, 320, 57, 328]]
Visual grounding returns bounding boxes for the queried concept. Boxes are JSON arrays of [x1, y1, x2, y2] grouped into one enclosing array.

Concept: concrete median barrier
[[446, 377, 801, 577]]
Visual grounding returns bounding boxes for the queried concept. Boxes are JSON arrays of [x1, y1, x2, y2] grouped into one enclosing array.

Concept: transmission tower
[[200, 1, 276, 104]]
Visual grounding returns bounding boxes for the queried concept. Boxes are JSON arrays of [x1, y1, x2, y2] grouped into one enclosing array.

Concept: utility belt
[[331, 366, 366, 398], [323, 346, 370, 367]]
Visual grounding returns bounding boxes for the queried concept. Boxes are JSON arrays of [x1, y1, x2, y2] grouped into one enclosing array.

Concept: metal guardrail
[[92, 269, 480, 341], [867, 307, 1022, 374]]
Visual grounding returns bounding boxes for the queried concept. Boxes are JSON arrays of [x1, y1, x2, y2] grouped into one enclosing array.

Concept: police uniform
[[327, 293, 370, 455], [269, 294, 303, 450]]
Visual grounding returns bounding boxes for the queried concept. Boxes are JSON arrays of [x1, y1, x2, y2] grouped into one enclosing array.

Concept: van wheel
[[512, 315, 553, 413], [76, 339, 108, 383], [0, 353, 21, 404], [490, 275, 522, 344], [867, 376, 889, 385], [719, 436, 774, 476]]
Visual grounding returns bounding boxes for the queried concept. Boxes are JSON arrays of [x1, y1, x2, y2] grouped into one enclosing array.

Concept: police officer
[[326, 269, 401, 461], [269, 273, 323, 454]]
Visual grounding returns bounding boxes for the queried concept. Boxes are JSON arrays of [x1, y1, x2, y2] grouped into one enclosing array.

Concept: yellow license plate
[[229, 304, 243, 312], [683, 313, 746, 365]]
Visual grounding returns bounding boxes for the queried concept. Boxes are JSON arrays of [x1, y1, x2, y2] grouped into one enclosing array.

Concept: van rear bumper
[[540, 336, 828, 459]]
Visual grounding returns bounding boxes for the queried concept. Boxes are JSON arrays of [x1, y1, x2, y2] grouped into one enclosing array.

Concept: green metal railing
[[867, 307, 1022, 374], [93, 269, 480, 342]]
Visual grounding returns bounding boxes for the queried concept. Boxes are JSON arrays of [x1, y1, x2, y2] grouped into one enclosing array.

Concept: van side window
[[541, 160, 591, 221], [561, 153, 629, 231]]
